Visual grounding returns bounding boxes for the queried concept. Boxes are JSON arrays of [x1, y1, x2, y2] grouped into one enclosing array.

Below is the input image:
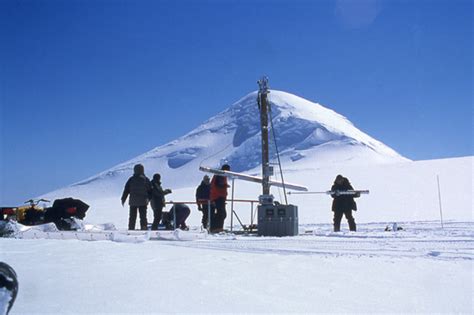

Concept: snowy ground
[[72, 156, 473, 229], [2, 156, 472, 314], [1, 221, 473, 314]]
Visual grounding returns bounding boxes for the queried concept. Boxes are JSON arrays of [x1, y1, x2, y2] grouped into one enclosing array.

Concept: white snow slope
[[40, 90, 408, 204], [1, 91, 472, 314]]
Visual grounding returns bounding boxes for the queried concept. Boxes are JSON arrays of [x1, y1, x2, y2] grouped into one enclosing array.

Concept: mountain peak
[[51, 90, 408, 195]]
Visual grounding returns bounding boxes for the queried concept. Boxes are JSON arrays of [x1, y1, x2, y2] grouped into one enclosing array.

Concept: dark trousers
[[151, 205, 163, 230], [333, 209, 356, 232], [175, 207, 191, 229], [211, 197, 226, 231], [198, 203, 210, 229], [129, 206, 148, 230]]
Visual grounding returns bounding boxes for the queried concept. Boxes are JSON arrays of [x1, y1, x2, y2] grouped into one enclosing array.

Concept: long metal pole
[[288, 190, 370, 195], [258, 77, 270, 196], [250, 201, 254, 228]]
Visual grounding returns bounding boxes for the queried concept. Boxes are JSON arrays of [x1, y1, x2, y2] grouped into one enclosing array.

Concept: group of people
[[121, 163, 359, 233], [121, 163, 231, 233], [121, 164, 166, 230], [194, 164, 230, 233]]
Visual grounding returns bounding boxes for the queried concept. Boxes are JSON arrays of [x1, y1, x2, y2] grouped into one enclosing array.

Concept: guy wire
[[268, 97, 288, 205]]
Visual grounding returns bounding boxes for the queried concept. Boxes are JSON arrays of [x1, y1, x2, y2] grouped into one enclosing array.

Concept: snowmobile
[[0, 198, 89, 231], [0, 208, 16, 222]]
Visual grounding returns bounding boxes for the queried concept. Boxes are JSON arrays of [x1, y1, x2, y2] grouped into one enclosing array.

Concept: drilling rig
[[200, 76, 307, 236], [256, 77, 300, 236]]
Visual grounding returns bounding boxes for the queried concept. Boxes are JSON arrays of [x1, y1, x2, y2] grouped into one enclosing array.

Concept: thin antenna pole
[[207, 200, 211, 232], [230, 178, 235, 232], [437, 175, 444, 229], [268, 102, 288, 205]]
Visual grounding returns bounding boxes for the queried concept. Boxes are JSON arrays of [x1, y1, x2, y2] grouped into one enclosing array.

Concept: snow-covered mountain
[[10, 91, 472, 315], [43, 90, 408, 201]]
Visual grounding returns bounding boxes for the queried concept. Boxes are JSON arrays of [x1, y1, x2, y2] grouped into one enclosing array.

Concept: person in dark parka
[[330, 175, 359, 232], [195, 175, 211, 229], [121, 164, 152, 230], [162, 204, 191, 230], [150, 173, 172, 230]]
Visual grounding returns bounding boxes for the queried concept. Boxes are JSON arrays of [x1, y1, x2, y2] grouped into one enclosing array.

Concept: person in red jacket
[[210, 164, 230, 233]]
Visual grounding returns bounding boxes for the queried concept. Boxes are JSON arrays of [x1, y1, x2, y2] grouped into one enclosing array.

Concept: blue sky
[[1, 0, 472, 204]]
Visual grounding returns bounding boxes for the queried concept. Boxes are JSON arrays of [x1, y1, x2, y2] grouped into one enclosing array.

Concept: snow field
[[72, 156, 472, 231], [4, 89, 472, 314], [1, 220, 472, 314]]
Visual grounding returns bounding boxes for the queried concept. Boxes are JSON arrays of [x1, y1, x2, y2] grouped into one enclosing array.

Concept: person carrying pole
[[330, 174, 360, 232]]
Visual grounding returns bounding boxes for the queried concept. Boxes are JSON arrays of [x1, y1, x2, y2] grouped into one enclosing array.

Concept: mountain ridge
[[47, 90, 409, 198]]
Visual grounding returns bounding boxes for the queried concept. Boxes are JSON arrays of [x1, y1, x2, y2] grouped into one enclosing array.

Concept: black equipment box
[[257, 204, 298, 236]]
